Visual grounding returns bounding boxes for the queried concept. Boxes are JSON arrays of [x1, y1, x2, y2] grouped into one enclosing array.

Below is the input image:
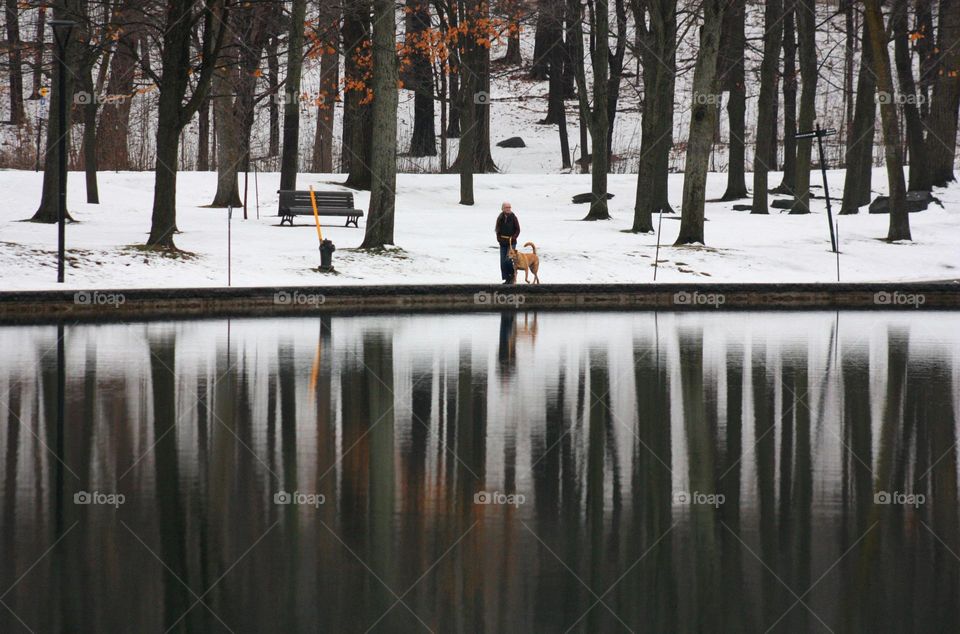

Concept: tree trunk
[[789, 0, 818, 214], [720, 0, 747, 201], [605, 0, 627, 159], [81, 68, 99, 204], [549, 37, 571, 169], [891, 0, 927, 192], [864, 0, 910, 241], [751, 0, 783, 214], [147, 0, 226, 247], [530, 7, 551, 80], [149, 113, 181, 247], [843, 0, 855, 141], [279, 0, 307, 191], [313, 43, 338, 172], [407, 0, 437, 157], [341, 4, 373, 188], [444, 0, 461, 137], [30, 6, 45, 99], [924, 0, 960, 187], [632, 0, 677, 231], [197, 98, 210, 171], [776, 0, 797, 194], [4, 0, 26, 125], [210, 68, 243, 207], [675, 0, 725, 245], [30, 4, 81, 223], [361, 0, 399, 248], [499, 0, 522, 65], [459, 0, 479, 205], [573, 0, 611, 220], [267, 37, 280, 157], [839, 25, 875, 214]]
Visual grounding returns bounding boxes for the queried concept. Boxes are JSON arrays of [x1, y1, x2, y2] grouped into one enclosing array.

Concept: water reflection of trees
[[0, 314, 958, 632]]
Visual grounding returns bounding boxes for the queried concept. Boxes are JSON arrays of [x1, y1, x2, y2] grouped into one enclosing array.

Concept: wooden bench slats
[[277, 190, 364, 227]]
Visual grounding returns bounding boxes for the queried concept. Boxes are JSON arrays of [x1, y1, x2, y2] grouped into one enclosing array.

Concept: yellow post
[[309, 185, 324, 243]]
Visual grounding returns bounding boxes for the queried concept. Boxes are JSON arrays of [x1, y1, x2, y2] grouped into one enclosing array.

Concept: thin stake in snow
[[796, 123, 838, 253], [227, 204, 232, 287], [654, 211, 664, 281], [835, 221, 841, 282]]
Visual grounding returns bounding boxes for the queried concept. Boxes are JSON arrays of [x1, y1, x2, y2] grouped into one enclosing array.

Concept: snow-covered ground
[[0, 168, 957, 290]]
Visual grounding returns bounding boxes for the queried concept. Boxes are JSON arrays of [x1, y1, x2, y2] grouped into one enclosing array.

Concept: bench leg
[[347, 217, 358, 228]]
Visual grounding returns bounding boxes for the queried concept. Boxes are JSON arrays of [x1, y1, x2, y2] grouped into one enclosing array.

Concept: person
[[494, 202, 520, 284]]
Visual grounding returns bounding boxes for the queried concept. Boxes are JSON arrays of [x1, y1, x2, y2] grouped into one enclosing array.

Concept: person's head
[[501, 202, 513, 214]]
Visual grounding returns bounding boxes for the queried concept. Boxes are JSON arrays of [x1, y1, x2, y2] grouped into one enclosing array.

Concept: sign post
[[795, 123, 839, 254]]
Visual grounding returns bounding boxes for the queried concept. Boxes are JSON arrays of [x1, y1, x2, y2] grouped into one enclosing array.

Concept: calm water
[[1, 311, 959, 633]]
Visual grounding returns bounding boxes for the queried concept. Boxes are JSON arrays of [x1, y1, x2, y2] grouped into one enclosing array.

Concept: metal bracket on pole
[[796, 123, 839, 254]]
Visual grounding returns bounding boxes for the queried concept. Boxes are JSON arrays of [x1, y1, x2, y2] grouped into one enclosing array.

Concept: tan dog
[[508, 242, 540, 284]]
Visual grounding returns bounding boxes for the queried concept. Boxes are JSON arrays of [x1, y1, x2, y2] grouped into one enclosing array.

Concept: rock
[[572, 192, 615, 204], [868, 191, 931, 214], [496, 137, 526, 148], [771, 199, 794, 210]]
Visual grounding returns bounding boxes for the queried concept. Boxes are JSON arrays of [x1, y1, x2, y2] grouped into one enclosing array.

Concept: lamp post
[[49, 19, 75, 284]]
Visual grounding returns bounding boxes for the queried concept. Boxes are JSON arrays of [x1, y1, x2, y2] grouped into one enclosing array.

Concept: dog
[[508, 242, 540, 284]]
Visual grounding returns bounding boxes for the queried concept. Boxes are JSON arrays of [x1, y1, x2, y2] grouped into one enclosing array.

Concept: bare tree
[[278, 0, 307, 191], [630, 0, 677, 231], [864, 0, 910, 240], [572, 0, 612, 220], [751, 0, 783, 214], [674, 0, 726, 245], [360, 0, 399, 247], [146, 0, 228, 248], [923, 0, 960, 187]]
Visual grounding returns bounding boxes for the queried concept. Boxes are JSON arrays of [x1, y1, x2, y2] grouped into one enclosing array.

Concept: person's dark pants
[[499, 241, 516, 281]]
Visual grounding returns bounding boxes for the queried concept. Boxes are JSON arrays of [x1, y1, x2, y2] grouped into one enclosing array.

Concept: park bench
[[277, 190, 364, 227]]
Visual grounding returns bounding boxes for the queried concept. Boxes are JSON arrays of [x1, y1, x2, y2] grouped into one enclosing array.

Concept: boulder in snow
[[572, 192, 615, 204], [868, 191, 933, 214], [497, 137, 526, 148]]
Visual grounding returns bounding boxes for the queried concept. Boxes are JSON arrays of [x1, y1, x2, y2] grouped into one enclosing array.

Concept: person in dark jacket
[[495, 202, 520, 283]]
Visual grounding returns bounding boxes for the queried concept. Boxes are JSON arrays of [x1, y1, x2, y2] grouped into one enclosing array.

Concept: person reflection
[[498, 311, 516, 377]]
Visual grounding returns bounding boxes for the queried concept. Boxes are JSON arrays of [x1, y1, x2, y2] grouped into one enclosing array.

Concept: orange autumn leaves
[[299, 5, 517, 108]]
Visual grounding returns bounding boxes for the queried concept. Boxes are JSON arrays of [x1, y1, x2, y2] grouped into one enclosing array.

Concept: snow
[[0, 168, 957, 290]]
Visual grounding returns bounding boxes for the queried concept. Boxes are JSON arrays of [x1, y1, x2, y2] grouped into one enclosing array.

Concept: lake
[[1, 311, 958, 632]]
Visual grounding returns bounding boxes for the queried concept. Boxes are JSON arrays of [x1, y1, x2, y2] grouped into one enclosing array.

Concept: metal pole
[[254, 162, 260, 219], [50, 20, 74, 284], [815, 122, 838, 253]]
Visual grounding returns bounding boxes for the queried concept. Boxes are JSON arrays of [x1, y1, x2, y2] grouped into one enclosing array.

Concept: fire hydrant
[[319, 239, 336, 273]]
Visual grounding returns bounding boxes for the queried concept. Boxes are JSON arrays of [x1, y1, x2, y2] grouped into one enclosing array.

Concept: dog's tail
[[523, 241, 537, 254]]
